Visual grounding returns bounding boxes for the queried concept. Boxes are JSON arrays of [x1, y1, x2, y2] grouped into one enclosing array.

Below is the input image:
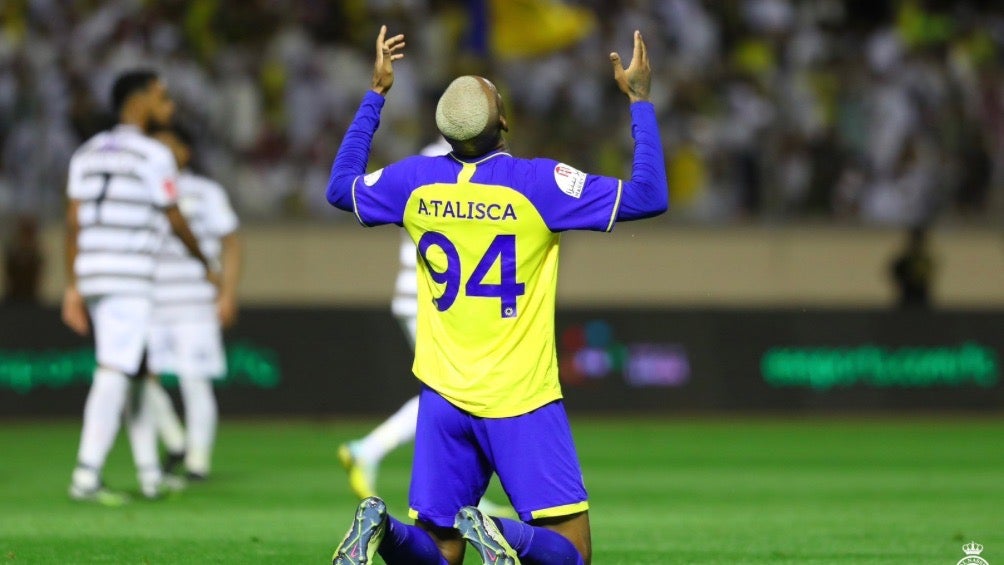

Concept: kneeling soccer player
[[326, 26, 667, 565]]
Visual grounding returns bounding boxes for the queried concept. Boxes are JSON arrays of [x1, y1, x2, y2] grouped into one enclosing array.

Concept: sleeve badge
[[554, 163, 586, 198]]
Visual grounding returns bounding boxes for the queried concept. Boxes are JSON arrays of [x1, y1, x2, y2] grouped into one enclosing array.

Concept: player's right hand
[[610, 30, 651, 103], [206, 269, 222, 291], [61, 286, 90, 336], [371, 25, 405, 96], [216, 291, 238, 329]]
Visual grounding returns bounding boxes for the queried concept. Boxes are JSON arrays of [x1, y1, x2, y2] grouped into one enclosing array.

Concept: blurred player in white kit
[[63, 70, 216, 503], [144, 125, 242, 481]]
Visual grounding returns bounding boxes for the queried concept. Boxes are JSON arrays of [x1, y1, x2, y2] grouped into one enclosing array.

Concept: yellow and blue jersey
[[353, 150, 621, 417], [328, 91, 667, 418]]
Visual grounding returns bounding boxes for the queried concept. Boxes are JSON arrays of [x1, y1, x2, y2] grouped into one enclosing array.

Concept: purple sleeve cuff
[[326, 91, 386, 213], [616, 101, 669, 221]]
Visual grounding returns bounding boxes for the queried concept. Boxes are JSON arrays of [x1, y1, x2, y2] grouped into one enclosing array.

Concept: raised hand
[[371, 25, 406, 96], [610, 30, 651, 103]]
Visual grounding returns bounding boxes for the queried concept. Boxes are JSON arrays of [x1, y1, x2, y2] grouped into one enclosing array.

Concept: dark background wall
[[1, 306, 1001, 417]]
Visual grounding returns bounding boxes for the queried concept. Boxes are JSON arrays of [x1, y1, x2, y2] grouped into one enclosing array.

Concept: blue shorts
[[408, 385, 589, 528]]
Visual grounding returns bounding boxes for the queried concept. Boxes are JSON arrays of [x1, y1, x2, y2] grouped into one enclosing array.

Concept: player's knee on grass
[[416, 519, 465, 565], [532, 511, 592, 564]]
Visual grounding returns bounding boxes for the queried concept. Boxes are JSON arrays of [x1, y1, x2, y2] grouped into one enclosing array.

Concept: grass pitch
[[1, 418, 1001, 564]]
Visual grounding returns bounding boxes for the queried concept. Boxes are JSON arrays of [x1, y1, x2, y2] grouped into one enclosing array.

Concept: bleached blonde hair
[[435, 76, 491, 142]]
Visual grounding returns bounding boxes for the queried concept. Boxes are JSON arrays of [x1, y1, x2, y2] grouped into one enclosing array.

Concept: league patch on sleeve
[[554, 163, 586, 198], [163, 178, 177, 199], [363, 168, 384, 186]]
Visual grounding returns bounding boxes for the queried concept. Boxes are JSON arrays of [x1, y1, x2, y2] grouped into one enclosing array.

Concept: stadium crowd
[[1, 0, 1003, 226]]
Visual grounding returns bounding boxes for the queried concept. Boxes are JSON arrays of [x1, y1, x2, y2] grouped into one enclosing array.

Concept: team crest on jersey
[[363, 169, 384, 186], [554, 163, 586, 198], [164, 178, 177, 199], [958, 542, 989, 565]]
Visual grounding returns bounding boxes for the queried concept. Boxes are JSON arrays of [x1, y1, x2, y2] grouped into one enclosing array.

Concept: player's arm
[[216, 232, 242, 328], [532, 31, 667, 233], [61, 198, 89, 336], [165, 205, 218, 284], [610, 30, 668, 221], [202, 182, 242, 326], [154, 150, 220, 286], [326, 25, 405, 213]]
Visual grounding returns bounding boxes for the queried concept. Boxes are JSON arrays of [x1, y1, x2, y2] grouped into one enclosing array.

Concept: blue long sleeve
[[326, 91, 386, 212], [616, 101, 669, 221]]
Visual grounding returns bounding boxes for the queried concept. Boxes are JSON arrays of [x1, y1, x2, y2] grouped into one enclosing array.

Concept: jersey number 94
[[417, 232, 526, 319]]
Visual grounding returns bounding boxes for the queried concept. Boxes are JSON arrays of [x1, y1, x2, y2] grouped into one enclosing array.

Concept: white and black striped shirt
[[68, 125, 178, 298], [391, 232, 418, 318], [153, 171, 238, 322]]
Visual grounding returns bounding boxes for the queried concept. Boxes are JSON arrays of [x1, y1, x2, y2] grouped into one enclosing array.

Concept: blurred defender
[[145, 126, 242, 481], [62, 70, 216, 503], [325, 26, 666, 565]]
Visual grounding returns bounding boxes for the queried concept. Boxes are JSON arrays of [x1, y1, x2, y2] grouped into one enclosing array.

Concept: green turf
[[1, 418, 1002, 564]]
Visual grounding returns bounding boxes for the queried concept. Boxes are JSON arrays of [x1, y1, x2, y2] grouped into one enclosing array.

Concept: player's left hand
[[610, 30, 651, 103], [371, 25, 405, 96], [217, 292, 238, 329], [61, 286, 90, 336]]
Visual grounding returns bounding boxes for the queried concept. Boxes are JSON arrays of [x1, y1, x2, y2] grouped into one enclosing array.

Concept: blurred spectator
[[889, 226, 935, 309], [0, 0, 1003, 225], [2, 215, 43, 305]]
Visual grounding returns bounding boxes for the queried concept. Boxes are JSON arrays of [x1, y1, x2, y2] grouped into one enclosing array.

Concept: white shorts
[[147, 319, 226, 379], [88, 295, 153, 375]]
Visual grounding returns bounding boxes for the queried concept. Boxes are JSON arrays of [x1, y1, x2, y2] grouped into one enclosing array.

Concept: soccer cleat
[[141, 483, 164, 500], [161, 474, 188, 492], [332, 497, 387, 565], [141, 475, 186, 500], [337, 442, 377, 499], [68, 483, 130, 507], [162, 450, 186, 476], [455, 506, 521, 565]]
